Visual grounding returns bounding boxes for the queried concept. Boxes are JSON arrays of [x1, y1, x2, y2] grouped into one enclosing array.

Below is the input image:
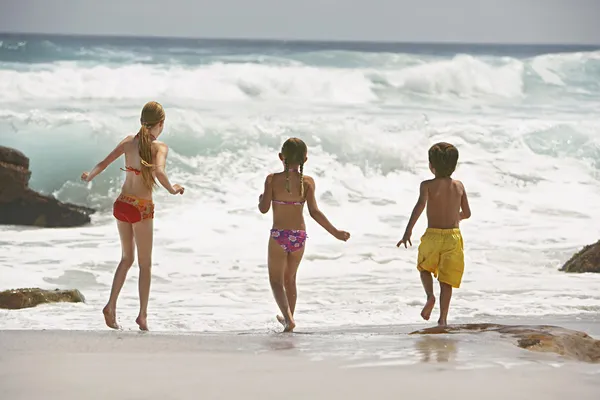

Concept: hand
[[334, 230, 351, 242], [81, 172, 90, 182], [397, 231, 412, 248], [171, 184, 185, 195]]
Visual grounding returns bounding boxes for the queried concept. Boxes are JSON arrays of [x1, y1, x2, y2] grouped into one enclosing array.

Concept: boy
[[397, 142, 471, 326]]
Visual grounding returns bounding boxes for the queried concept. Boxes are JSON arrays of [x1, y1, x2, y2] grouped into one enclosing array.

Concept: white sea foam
[[0, 51, 598, 105], [0, 44, 599, 332]]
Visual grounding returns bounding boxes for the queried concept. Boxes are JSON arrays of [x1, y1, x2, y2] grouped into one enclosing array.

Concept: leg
[[419, 269, 436, 321], [437, 234, 463, 326], [132, 218, 153, 331], [284, 247, 304, 316], [103, 220, 135, 329], [268, 238, 295, 332], [438, 282, 453, 326], [277, 247, 305, 327]]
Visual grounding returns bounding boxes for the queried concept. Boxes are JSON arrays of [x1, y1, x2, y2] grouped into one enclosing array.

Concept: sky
[[0, 0, 599, 44]]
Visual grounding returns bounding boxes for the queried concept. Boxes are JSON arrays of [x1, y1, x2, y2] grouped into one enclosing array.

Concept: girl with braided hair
[[81, 101, 184, 331], [258, 138, 350, 332]]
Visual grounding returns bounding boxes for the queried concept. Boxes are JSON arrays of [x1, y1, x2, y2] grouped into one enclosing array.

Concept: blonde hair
[[281, 138, 307, 197], [138, 101, 165, 190]]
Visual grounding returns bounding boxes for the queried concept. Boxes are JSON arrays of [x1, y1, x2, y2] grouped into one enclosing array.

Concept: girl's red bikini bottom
[[113, 194, 154, 223]]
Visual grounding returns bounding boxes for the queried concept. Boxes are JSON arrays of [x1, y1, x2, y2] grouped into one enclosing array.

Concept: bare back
[[425, 178, 465, 229], [120, 135, 159, 200], [269, 171, 310, 231]]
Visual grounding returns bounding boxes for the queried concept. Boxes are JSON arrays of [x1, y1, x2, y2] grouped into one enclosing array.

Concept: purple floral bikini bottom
[[270, 229, 307, 253]]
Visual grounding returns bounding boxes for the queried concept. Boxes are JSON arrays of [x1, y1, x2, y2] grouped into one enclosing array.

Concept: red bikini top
[[121, 166, 142, 175]]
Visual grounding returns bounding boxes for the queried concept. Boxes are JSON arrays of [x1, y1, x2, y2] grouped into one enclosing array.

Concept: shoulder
[[452, 179, 466, 194], [269, 171, 288, 181], [117, 135, 136, 150], [303, 175, 315, 187], [152, 141, 169, 151], [418, 179, 435, 196], [420, 179, 434, 188], [265, 173, 275, 183], [121, 134, 136, 145], [452, 179, 466, 190]]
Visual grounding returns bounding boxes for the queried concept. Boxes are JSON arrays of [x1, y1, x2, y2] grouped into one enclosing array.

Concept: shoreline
[[1, 312, 598, 334], [2, 323, 599, 400], [3, 315, 600, 359]]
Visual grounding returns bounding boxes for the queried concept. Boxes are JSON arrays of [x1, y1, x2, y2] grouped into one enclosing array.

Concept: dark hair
[[281, 138, 308, 197], [428, 142, 459, 178]]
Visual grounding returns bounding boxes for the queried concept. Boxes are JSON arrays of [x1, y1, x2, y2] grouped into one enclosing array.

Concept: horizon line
[[1, 30, 599, 48]]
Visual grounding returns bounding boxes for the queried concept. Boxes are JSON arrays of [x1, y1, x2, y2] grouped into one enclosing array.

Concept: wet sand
[[1, 320, 599, 400]]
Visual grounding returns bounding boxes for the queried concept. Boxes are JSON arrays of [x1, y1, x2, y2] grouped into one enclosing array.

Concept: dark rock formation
[[560, 241, 600, 273], [0, 147, 31, 203], [0, 146, 94, 227], [411, 323, 600, 363], [0, 288, 85, 309]]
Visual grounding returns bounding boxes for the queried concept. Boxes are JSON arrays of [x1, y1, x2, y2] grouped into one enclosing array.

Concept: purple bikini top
[[272, 199, 305, 206]]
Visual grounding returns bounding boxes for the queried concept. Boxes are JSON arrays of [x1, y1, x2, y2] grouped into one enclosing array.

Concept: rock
[[0, 146, 29, 169], [0, 288, 85, 310], [0, 147, 31, 202], [410, 323, 600, 363], [0, 189, 95, 227], [0, 146, 95, 227], [560, 241, 600, 273]]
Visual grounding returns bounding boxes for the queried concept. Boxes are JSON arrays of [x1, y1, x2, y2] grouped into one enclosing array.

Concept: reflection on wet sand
[[411, 323, 600, 363], [261, 335, 297, 352], [415, 336, 458, 363], [231, 321, 600, 368]]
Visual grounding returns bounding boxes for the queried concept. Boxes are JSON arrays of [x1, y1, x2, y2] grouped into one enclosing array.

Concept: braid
[[299, 163, 304, 198], [281, 137, 308, 195], [284, 159, 290, 193]]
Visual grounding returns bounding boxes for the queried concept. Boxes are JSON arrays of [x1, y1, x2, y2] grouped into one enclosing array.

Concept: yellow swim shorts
[[417, 228, 464, 288]]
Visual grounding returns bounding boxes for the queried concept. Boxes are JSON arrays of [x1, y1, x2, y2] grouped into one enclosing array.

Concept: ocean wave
[[372, 54, 525, 98], [2, 105, 599, 216], [0, 51, 598, 105]]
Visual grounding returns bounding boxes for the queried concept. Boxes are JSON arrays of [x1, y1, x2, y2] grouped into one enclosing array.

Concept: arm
[[397, 181, 428, 247], [81, 137, 128, 182], [459, 183, 471, 220], [153, 143, 182, 195], [258, 174, 273, 214], [306, 178, 350, 241]]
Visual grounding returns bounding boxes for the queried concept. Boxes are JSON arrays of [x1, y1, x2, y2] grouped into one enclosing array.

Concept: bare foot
[[283, 318, 296, 333], [276, 315, 285, 327], [438, 318, 447, 327], [135, 315, 149, 331], [421, 295, 436, 321], [276, 314, 295, 332], [102, 305, 120, 330]]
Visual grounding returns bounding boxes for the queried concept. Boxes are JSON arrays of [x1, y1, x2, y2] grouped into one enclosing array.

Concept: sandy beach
[[2, 319, 599, 400]]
